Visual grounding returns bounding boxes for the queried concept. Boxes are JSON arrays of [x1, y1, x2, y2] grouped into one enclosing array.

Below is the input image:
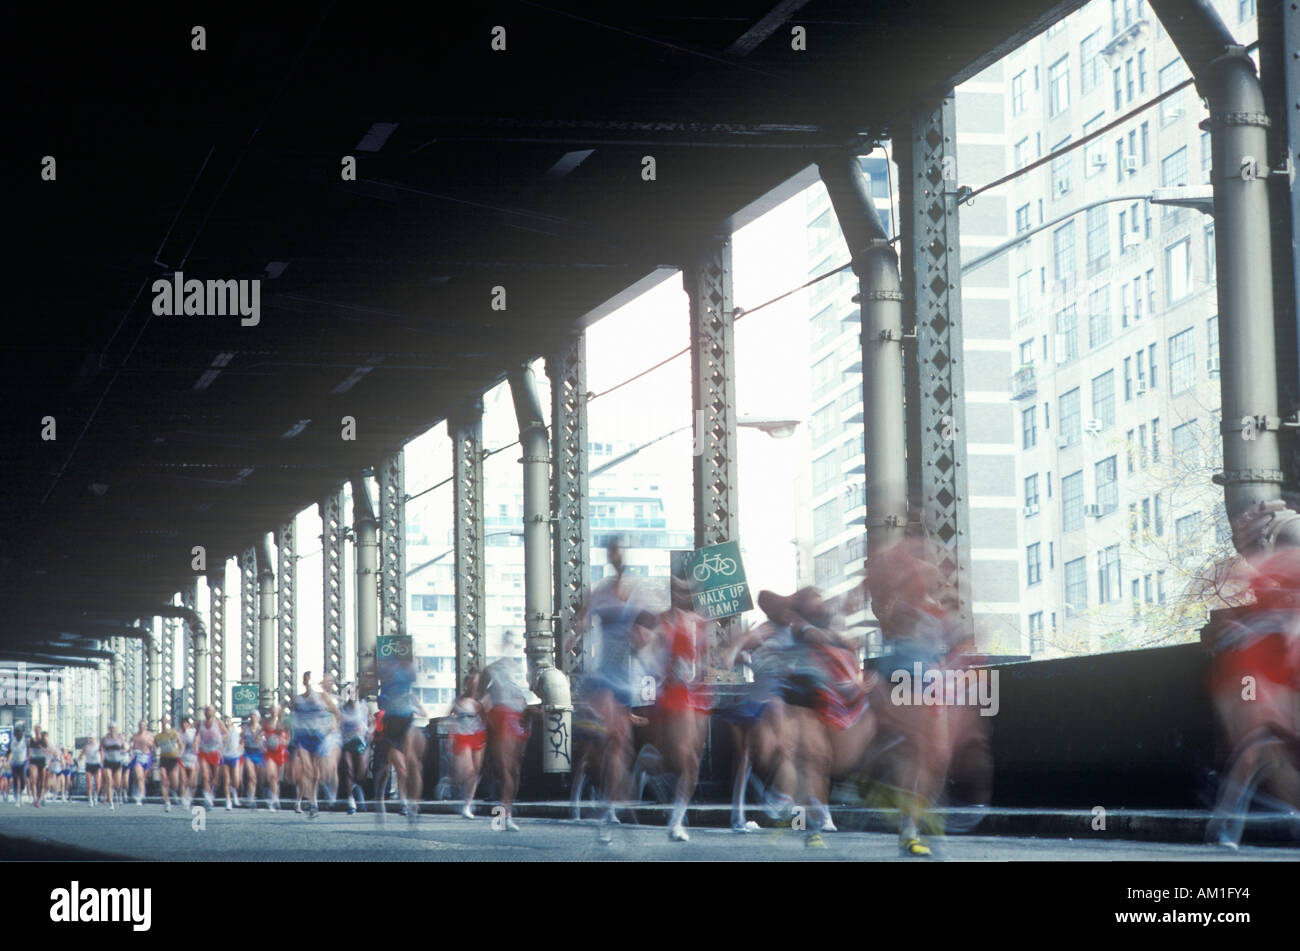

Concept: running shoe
[[225, 798, 233, 811], [461, 804, 475, 819], [899, 836, 932, 857], [805, 833, 827, 849], [669, 824, 690, 842], [505, 817, 521, 832]]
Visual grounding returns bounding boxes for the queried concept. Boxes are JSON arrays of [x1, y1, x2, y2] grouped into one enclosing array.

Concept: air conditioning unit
[[1085, 418, 1104, 434], [1055, 179, 1071, 196], [1123, 156, 1139, 174], [1122, 231, 1143, 250], [1090, 153, 1108, 170], [1023, 505, 1040, 518], [1084, 503, 1102, 518], [1135, 381, 1148, 396], [1207, 355, 1220, 375], [1058, 435, 1072, 450]]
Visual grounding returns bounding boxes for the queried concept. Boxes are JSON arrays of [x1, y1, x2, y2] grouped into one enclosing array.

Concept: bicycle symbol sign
[[675, 541, 753, 620]]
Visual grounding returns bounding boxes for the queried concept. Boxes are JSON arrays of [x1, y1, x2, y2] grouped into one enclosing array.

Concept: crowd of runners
[[4, 533, 1296, 854]]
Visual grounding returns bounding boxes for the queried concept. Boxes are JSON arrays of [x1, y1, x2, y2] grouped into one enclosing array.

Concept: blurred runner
[[449, 671, 486, 820], [483, 634, 533, 832], [128, 719, 155, 806], [337, 686, 371, 815], [1206, 548, 1300, 847], [154, 716, 181, 811], [655, 579, 712, 841]]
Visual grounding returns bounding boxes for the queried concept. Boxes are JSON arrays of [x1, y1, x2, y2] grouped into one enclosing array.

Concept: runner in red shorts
[[656, 578, 713, 842], [449, 672, 486, 819], [483, 634, 533, 832], [261, 706, 289, 810]]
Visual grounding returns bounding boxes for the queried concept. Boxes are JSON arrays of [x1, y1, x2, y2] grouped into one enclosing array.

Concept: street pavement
[[3, 799, 1299, 861]]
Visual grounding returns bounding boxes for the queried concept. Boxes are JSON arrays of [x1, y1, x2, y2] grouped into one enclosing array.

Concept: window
[[1138, 50, 1148, 94], [814, 550, 839, 588], [1065, 557, 1088, 616], [1205, 224, 1216, 283], [1049, 56, 1070, 116], [1098, 545, 1122, 603], [1025, 474, 1040, 513], [1062, 469, 1084, 532], [1012, 70, 1027, 115], [812, 451, 839, 496], [1051, 138, 1072, 197], [1131, 578, 1141, 618], [1155, 493, 1164, 536], [1172, 419, 1197, 457], [813, 499, 841, 542], [1059, 387, 1081, 445], [1164, 236, 1191, 304], [1086, 206, 1109, 275], [1159, 60, 1185, 125], [1027, 542, 1042, 586], [1169, 327, 1195, 393], [811, 304, 838, 349], [1146, 268, 1157, 313], [1176, 513, 1201, 557], [1149, 343, 1158, 388], [812, 354, 837, 397], [1207, 315, 1219, 369], [1028, 612, 1045, 653], [1081, 31, 1102, 94], [1096, 456, 1118, 514], [1088, 286, 1111, 349], [810, 403, 836, 440], [1018, 270, 1033, 314], [1127, 429, 1136, 472], [1141, 497, 1151, 532], [1151, 416, 1160, 461], [1054, 222, 1076, 284], [1092, 370, 1116, 429], [1113, 68, 1124, 111], [1014, 137, 1032, 171], [1019, 339, 1034, 367], [1015, 203, 1032, 235], [1138, 423, 1148, 466], [1056, 305, 1079, 365], [1161, 145, 1189, 191], [1124, 358, 1133, 401], [1239, 0, 1256, 21], [1200, 130, 1212, 183], [1084, 114, 1106, 177], [1140, 121, 1150, 165], [1133, 274, 1144, 321], [1022, 405, 1038, 449], [1121, 283, 1133, 328], [1157, 570, 1166, 603]]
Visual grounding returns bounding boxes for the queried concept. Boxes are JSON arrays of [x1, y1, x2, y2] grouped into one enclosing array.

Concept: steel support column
[[509, 365, 571, 774], [351, 476, 379, 696], [257, 535, 277, 713], [207, 569, 224, 714], [276, 521, 297, 708], [320, 487, 347, 686], [686, 235, 739, 672], [161, 613, 176, 723], [182, 582, 199, 720], [547, 332, 590, 676], [898, 94, 974, 632], [451, 402, 486, 692], [124, 632, 139, 727], [144, 616, 160, 729], [240, 547, 257, 683], [111, 638, 124, 727], [378, 452, 408, 641]]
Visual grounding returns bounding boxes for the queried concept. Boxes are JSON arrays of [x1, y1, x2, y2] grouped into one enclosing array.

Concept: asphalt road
[[3, 799, 1299, 861]]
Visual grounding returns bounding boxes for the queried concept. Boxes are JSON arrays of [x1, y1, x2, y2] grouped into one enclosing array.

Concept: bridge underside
[[5, 0, 1080, 640]]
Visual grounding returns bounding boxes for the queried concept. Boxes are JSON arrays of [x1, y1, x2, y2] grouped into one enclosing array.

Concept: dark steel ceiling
[[4, 0, 1077, 646]]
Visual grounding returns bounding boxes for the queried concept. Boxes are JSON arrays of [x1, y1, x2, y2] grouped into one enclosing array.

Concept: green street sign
[[675, 540, 753, 620], [232, 683, 259, 718], [377, 634, 413, 662]]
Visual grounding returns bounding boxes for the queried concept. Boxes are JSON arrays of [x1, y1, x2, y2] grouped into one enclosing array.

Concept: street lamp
[[589, 415, 802, 478], [961, 185, 1214, 275]]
